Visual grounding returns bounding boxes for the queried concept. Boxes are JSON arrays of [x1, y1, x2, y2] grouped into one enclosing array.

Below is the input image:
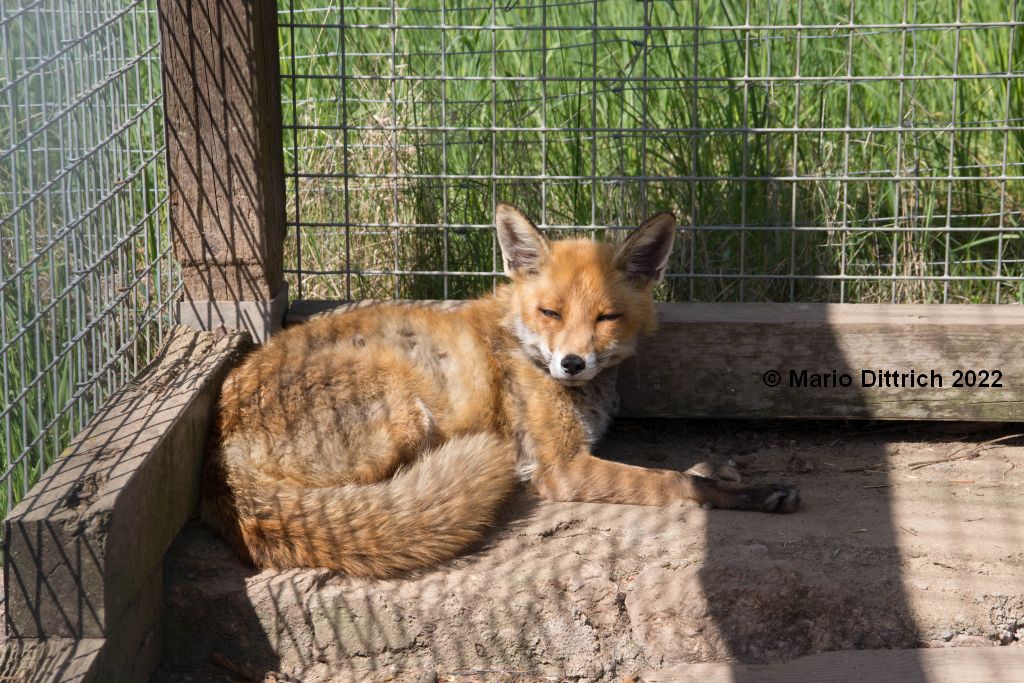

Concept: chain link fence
[[279, 0, 1023, 305], [0, 0, 178, 520]]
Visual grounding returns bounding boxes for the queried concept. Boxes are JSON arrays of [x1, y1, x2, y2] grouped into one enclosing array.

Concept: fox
[[202, 203, 799, 578]]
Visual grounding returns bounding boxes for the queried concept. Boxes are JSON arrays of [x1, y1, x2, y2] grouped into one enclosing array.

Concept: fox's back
[[217, 298, 515, 469]]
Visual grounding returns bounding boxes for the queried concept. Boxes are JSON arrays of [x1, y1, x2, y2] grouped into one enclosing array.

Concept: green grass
[[280, 0, 1023, 304], [0, 0, 174, 523]]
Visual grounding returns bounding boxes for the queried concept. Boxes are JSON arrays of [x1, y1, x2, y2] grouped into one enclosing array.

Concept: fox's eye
[[539, 308, 561, 320], [597, 312, 622, 323]]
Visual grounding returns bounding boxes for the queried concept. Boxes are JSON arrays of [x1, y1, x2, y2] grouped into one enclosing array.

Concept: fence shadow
[[150, 418, 1023, 679]]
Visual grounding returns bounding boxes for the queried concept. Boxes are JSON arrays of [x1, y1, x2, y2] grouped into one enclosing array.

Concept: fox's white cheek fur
[[512, 315, 553, 362]]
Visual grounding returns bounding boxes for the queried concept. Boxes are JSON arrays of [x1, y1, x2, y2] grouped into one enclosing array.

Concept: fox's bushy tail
[[203, 433, 519, 578]]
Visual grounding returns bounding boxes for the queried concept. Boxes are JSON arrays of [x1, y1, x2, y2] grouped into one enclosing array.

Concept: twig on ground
[[908, 433, 1023, 470], [840, 463, 884, 473]]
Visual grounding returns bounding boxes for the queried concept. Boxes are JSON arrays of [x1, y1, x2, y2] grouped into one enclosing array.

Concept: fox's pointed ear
[[615, 212, 677, 285], [495, 203, 549, 278]]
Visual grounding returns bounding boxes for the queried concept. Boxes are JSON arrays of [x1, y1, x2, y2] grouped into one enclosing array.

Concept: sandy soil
[[154, 419, 1024, 682]]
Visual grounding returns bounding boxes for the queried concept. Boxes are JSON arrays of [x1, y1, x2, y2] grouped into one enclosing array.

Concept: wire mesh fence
[[0, 0, 178, 520], [0, 0, 1019, 529], [278, 0, 1024, 305]]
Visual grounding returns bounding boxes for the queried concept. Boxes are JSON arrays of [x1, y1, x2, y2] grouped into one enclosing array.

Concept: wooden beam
[[158, 0, 286, 340], [618, 303, 1024, 421], [288, 301, 1024, 421]]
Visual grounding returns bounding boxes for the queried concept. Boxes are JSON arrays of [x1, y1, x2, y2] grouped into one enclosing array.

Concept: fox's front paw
[[756, 483, 800, 513]]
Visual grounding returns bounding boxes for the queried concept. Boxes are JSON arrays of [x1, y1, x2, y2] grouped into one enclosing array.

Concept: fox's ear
[[495, 203, 549, 278], [615, 212, 677, 285]]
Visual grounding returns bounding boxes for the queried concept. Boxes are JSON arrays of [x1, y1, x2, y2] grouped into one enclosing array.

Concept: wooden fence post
[[158, 0, 287, 342]]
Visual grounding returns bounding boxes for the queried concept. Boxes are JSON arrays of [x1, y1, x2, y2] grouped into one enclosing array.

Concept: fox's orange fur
[[203, 204, 799, 577]]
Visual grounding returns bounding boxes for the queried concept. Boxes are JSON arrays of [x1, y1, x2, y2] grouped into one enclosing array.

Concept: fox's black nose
[[561, 354, 586, 376]]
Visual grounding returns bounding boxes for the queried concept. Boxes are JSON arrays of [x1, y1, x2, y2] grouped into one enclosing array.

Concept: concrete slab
[[178, 283, 289, 343], [633, 647, 1024, 683], [156, 419, 1024, 681]]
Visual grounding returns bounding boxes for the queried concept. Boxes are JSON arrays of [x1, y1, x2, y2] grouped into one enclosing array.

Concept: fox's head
[[496, 203, 676, 386]]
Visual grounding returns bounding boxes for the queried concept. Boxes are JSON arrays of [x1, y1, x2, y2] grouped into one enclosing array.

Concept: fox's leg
[[532, 452, 799, 513]]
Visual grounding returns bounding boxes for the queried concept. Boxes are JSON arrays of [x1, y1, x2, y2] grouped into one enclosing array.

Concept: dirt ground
[[154, 419, 1024, 682]]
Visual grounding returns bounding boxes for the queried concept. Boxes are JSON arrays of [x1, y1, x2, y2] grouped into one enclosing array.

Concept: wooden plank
[[3, 328, 249, 682], [157, 0, 285, 304], [286, 301, 1024, 421], [619, 303, 1024, 421], [632, 647, 1024, 683], [4, 327, 250, 640]]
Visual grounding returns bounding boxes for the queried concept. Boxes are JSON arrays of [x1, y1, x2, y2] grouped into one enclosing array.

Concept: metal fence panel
[[279, 0, 1023, 305], [0, 0, 178, 518]]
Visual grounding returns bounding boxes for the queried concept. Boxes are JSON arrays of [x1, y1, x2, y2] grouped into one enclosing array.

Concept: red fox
[[202, 203, 799, 577]]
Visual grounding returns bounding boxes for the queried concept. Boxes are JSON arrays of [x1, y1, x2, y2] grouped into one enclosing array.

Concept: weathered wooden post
[[159, 0, 288, 341]]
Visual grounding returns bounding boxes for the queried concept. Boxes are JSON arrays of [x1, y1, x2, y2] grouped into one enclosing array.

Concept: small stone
[[788, 455, 814, 473], [951, 634, 995, 647], [942, 630, 956, 641], [716, 460, 742, 482]]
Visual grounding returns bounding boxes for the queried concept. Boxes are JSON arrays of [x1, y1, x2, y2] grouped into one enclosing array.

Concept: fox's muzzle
[[560, 354, 586, 376]]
